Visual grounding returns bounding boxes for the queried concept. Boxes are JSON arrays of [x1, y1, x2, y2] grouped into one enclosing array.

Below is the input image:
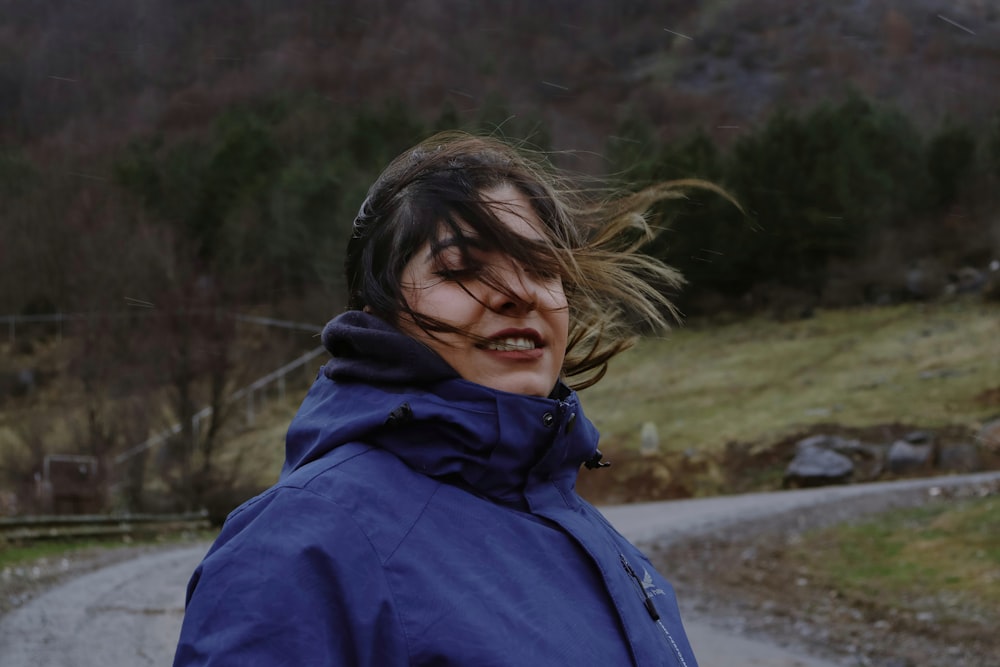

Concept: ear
[[363, 305, 373, 314]]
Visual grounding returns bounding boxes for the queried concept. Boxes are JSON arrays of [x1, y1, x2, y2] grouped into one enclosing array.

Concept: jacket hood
[[281, 311, 601, 506], [319, 310, 460, 386]]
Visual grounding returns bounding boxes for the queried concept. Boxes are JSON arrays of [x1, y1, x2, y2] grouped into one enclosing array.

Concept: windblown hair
[[345, 131, 730, 390]]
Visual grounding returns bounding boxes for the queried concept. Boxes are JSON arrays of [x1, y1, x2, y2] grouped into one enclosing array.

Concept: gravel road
[[3, 470, 998, 667]]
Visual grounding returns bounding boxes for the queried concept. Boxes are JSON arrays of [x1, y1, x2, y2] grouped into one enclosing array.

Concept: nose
[[485, 260, 539, 315]]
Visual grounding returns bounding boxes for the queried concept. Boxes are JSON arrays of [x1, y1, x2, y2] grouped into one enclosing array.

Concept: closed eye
[[433, 264, 483, 281]]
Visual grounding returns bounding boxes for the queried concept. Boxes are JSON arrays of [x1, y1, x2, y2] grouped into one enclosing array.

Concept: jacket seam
[[382, 484, 443, 565], [286, 443, 376, 487], [292, 444, 440, 565], [288, 485, 417, 666], [222, 446, 375, 523]]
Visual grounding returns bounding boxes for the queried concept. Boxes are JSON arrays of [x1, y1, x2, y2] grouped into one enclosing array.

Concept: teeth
[[486, 337, 536, 351]]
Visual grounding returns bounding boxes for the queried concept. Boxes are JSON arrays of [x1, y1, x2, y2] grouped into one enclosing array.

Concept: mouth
[[478, 329, 544, 352], [484, 336, 537, 352]]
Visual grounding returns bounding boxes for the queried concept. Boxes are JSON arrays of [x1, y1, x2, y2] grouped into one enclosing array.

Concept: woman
[[174, 132, 706, 666]]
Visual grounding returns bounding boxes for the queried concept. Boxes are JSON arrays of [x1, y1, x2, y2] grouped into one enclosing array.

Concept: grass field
[[792, 495, 1000, 618], [775, 493, 1000, 661], [655, 487, 1000, 665], [0, 529, 214, 570], [582, 299, 1000, 453]]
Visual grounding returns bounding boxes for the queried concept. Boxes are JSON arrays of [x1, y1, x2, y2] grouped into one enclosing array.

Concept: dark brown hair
[[345, 131, 731, 389]]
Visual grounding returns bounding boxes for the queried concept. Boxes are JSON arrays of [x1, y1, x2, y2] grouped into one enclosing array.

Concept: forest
[[2, 0, 999, 513]]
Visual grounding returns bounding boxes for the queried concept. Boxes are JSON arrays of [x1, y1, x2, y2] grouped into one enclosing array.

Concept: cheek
[[549, 290, 570, 355], [403, 279, 483, 329], [400, 267, 446, 315], [398, 263, 421, 308], [548, 284, 570, 329]]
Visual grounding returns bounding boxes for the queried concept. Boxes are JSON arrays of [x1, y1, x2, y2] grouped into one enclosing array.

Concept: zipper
[[620, 553, 660, 620], [619, 553, 691, 667]]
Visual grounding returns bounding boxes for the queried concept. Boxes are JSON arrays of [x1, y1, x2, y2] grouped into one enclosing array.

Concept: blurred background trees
[[2, 0, 999, 513]]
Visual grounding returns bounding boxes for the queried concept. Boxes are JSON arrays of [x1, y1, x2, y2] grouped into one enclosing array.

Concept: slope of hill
[[3, 0, 999, 515], [3, 0, 999, 161]]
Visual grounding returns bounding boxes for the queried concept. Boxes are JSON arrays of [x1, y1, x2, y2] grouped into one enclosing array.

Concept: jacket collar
[[282, 311, 600, 507]]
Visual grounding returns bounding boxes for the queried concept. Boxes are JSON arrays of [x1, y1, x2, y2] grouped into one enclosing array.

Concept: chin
[[487, 378, 555, 397]]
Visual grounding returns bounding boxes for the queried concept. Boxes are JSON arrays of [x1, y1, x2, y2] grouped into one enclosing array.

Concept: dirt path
[[3, 471, 998, 666], [0, 543, 201, 666]]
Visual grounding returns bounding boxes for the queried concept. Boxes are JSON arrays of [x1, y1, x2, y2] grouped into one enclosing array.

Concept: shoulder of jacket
[[226, 442, 440, 563], [281, 441, 378, 487]]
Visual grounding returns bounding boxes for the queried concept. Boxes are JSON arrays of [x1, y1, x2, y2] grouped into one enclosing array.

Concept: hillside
[[3, 1, 1000, 515], [3, 0, 1000, 162]]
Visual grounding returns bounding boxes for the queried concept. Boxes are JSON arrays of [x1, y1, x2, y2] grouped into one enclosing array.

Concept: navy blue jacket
[[174, 312, 698, 666]]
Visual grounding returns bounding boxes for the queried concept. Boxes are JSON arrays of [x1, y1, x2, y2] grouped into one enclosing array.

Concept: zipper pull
[[620, 554, 661, 621], [584, 449, 611, 470]]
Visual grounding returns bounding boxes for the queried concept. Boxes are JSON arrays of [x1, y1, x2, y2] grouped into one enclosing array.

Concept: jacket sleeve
[[173, 488, 408, 667]]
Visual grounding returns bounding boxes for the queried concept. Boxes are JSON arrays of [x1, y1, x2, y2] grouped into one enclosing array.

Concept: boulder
[[794, 434, 863, 456], [794, 434, 885, 481], [887, 439, 933, 474], [785, 444, 853, 487]]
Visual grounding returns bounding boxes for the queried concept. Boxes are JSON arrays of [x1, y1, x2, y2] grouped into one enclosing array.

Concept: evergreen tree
[[926, 122, 976, 211]]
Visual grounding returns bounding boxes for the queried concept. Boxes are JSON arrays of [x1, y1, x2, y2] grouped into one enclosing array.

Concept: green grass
[[581, 300, 1000, 451], [787, 496, 1000, 621], [0, 529, 216, 569], [0, 539, 108, 569]]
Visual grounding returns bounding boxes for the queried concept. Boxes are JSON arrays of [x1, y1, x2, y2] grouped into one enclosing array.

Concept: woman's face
[[399, 184, 569, 397]]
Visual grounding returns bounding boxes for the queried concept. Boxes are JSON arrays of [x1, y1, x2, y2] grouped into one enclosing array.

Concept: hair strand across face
[[344, 131, 737, 391]]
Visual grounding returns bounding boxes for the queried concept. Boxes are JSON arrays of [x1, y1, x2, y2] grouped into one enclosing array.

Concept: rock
[[904, 266, 931, 300], [903, 430, 933, 445], [794, 434, 863, 456], [945, 266, 986, 294], [936, 443, 981, 472], [785, 444, 853, 487], [795, 434, 833, 452], [639, 421, 659, 456], [793, 435, 885, 481], [887, 439, 933, 474]]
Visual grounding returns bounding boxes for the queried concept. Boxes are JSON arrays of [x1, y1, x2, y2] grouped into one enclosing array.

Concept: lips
[[479, 329, 544, 352], [485, 337, 536, 351]]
